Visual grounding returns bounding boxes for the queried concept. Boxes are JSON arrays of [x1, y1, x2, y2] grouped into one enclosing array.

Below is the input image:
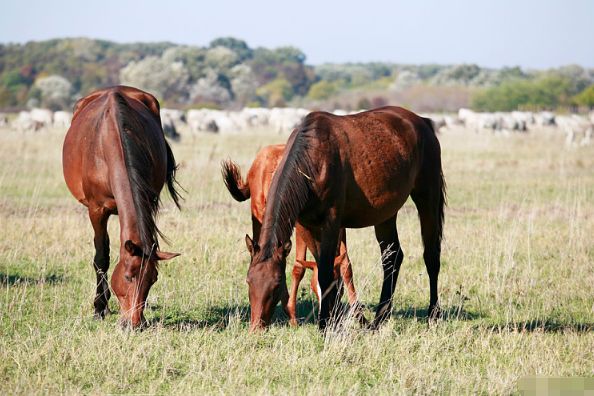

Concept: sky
[[1, 0, 593, 69]]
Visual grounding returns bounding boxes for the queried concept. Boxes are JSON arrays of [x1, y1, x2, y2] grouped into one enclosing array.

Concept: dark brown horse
[[244, 106, 446, 331], [63, 85, 182, 328], [222, 144, 364, 326]]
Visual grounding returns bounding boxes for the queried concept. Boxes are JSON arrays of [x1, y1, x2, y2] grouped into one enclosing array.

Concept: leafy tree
[[256, 77, 293, 106], [34, 75, 72, 110], [189, 68, 232, 106], [119, 56, 189, 101], [307, 80, 338, 101], [209, 37, 253, 62], [574, 84, 594, 107], [471, 74, 574, 111], [230, 64, 257, 106]]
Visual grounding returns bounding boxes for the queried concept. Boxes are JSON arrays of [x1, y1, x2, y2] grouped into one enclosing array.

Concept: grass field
[[0, 125, 593, 394]]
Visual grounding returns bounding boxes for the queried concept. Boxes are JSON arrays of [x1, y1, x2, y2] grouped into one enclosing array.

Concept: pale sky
[[1, 0, 593, 68]]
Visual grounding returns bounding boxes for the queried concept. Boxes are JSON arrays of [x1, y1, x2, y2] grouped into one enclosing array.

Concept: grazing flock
[[4, 104, 593, 148]]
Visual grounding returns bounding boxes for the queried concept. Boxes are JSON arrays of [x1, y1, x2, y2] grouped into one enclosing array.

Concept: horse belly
[[341, 188, 411, 228]]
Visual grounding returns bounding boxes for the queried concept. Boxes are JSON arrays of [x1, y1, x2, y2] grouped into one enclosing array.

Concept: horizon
[[1, 0, 593, 69]]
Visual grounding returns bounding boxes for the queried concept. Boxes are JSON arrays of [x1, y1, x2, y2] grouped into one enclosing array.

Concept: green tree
[[306, 80, 338, 101], [256, 77, 293, 107], [573, 84, 594, 107], [209, 37, 253, 62], [471, 74, 574, 111]]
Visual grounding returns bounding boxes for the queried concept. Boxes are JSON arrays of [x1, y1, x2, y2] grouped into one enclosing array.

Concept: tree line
[[1, 37, 593, 112]]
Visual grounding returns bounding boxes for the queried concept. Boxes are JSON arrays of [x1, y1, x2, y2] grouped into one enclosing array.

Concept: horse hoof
[[93, 306, 110, 320], [428, 305, 442, 323]]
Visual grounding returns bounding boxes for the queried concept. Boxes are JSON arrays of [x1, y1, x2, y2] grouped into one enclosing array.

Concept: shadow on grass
[[147, 303, 250, 331], [0, 271, 65, 286], [480, 319, 593, 334], [147, 299, 320, 331], [392, 305, 485, 321], [147, 298, 593, 334]]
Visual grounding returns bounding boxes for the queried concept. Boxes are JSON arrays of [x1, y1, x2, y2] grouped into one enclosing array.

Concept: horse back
[[247, 144, 285, 222], [63, 86, 166, 209]]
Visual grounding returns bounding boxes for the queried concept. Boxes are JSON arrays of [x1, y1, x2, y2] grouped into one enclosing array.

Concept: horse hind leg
[[339, 257, 368, 326], [411, 188, 443, 321], [89, 207, 111, 319], [372, 215, 404, 329], [287, 229, 308, 326], [336, 234, 368, 326]]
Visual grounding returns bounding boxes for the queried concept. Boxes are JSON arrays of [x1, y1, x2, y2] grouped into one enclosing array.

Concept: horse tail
[[422, 116, 447, 243], [221, 159, 250, 202], [165, 140, 182, 209], [437, 158, 447, 244]]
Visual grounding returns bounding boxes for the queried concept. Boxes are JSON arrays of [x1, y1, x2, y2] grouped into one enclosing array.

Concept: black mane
[[259, 114, 318, 259], [114, 92, 173, 252]]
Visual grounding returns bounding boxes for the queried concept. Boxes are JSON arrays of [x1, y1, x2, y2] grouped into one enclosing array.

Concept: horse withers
[[63, 86, 182, 328], [244, 106, 446, 331], [222, 145, 366, 327]]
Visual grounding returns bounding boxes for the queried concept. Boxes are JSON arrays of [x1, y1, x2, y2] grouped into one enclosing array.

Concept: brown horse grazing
[[63, 85, 182, 328], [221, 145, 364, 326], [244, 106, 446, 331]]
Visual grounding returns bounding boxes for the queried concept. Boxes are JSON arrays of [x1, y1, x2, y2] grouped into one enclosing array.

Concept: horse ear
[[274, 240, 292, 261], [283, 240, 292, 257], [124, 240, 142, 257], [245, 234, 258, 257], [155, 251, 180, 261], [333, 252, 347, 268]]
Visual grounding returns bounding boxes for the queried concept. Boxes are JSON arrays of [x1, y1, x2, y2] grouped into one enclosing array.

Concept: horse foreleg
[[316, 228, 341, 331], [372, 215, 403, 329], [89, 207, 111, 319]]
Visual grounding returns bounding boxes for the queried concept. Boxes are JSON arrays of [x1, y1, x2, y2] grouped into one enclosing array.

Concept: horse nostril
[[124, 275, 133, 283]]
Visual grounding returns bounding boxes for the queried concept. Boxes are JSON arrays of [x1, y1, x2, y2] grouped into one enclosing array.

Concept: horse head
[[111, 240, 179, 328], [244, 234, 291, 331]]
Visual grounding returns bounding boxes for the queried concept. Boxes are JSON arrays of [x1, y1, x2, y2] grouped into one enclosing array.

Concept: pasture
[[0, 124, 593, 394]]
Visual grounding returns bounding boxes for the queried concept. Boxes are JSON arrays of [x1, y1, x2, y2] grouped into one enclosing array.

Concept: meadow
[[0, 124, 592, 394]]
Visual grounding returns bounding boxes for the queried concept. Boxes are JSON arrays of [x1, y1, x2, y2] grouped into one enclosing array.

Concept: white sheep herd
[[1, 106, 592, 147]]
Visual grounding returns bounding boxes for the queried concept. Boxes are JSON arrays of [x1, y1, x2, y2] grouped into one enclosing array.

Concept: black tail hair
[[221, 160, 251, 202], [165, 141, 182, 209], [114, 92, 180, 250], [424, 116, 447, 244]]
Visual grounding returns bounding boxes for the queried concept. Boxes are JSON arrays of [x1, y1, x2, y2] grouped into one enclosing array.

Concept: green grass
[[1, 126, 593, 394]]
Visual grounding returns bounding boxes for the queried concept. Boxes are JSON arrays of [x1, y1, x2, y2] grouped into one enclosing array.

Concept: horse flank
[[113, 92, 181, 252]]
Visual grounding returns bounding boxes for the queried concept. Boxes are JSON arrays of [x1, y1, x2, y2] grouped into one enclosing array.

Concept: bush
[[573, 84, 594, 107], [471, 74, 574, 111], [307, 80, 338, 101]]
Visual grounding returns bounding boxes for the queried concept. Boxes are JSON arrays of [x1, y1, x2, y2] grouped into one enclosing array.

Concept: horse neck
[[257, 135, 313, 258], [257, 192, 300, 258]]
